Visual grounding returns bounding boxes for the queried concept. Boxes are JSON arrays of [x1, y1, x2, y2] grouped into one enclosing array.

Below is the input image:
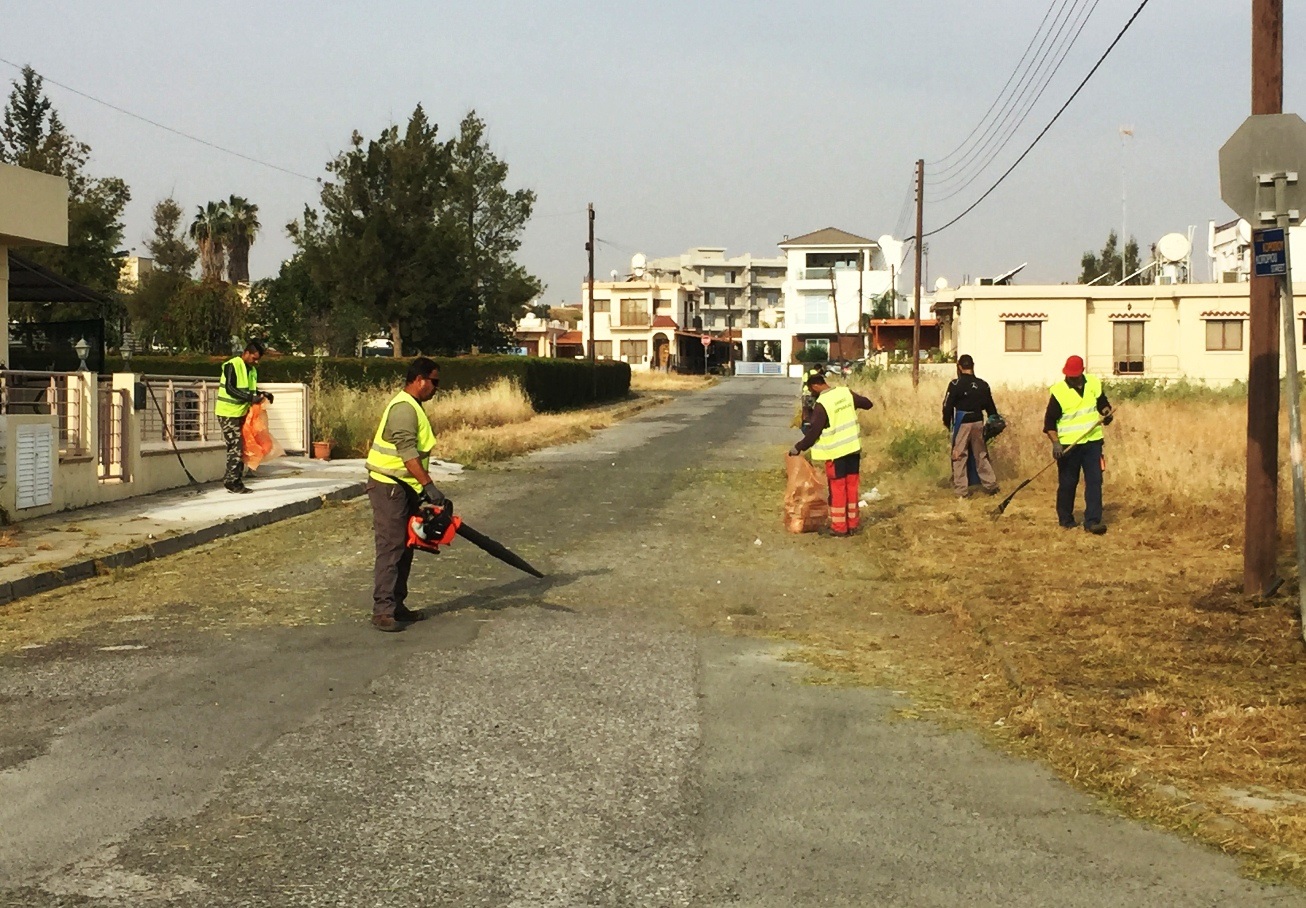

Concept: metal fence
[[138, 376, 222, 449], [0, 371, 86, 456], [97, 385, 129, 480]]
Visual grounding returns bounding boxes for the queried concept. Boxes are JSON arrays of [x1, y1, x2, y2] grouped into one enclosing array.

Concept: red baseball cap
[[1062, 355, 1085, 377]]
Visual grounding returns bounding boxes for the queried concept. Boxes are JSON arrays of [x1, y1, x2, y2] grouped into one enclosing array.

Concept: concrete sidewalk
[[0, 455, 465, 606]]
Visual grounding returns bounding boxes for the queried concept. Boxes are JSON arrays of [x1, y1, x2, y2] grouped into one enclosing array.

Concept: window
[[1113, 322, 1145, 374], [1004, 321, 1041, 352], [804, 339, 830, 359], [804, 296, 828, 326], [620, 339, 648, 361], [593, 298, 610, 313], [726, 270, 736, 283], [1205, 319, 1243, 351], [619, 298, 649, 326], [593, 340, 612, 359]]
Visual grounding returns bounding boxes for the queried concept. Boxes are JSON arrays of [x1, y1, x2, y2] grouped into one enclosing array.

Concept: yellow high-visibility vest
[[365, 391, 436, 493], [1050, 375, 1105, 444], [215, 355, 258, 418], [811, 386, 861, 461]]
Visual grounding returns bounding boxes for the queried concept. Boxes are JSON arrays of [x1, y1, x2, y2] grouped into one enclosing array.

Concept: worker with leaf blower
[[788, 371, 873, 537], [215, 339, 272, 495], [941, 353, 1002, 499], [1044, 354, 1114, 534], [366, 357, 446, 632]]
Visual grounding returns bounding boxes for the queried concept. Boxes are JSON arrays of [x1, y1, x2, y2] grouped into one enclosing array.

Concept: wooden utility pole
[[1245, 0, 1283, 596], [912, 158, 924, 388], [586, 203, 596, 365]]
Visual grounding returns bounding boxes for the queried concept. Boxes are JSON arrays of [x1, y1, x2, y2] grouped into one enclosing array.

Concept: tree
[[127, 198, 197, 344], [169, 282, 245, 354], [1079, 230, 1143, 285], [0, 65, 130, 298], [189, 201, 230, 283], [290, 106, 541, 355], [248, 254, 365, 355], [224, 195, 260, 284], [146, 197, 197, 276]]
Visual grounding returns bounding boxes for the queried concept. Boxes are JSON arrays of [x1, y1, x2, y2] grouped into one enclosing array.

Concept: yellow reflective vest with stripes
[[215, 355, 258, 418], [365, 391, 436, 494], [811, 386, 861, 462], [1050, 375, 1105, 445]]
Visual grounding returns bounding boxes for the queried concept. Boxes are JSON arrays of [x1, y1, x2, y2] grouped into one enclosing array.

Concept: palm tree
[[224, 195, 260, 284], [189, 201, 230, 283]]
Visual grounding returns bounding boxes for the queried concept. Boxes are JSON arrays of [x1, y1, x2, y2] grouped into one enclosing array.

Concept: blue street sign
[[1254, 227, 1289, 277]]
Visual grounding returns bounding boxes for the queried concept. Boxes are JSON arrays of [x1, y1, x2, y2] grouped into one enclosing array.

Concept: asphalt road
[[1, 379, 1302, 906]]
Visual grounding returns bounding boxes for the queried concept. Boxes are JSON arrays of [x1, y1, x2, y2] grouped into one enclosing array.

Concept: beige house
[[935, 281, 1294, 387], [0, 163, 311, 521], [579, 279, 698, 370]]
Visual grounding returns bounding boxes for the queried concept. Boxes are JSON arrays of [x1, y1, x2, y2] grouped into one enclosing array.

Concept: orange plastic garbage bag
[[783, 454, 829, 534], [241, 401, 285, 472]]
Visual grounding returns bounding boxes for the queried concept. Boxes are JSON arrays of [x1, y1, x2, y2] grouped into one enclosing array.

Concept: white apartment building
[[642, 246, 787, 333], [739, 227, 906, 365]]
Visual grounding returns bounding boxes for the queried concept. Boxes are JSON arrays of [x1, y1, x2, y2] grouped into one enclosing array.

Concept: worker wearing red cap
[[1043, 355, 1114, 534]]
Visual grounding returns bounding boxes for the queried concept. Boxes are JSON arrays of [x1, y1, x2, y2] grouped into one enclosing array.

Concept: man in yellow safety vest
[[365, 357, 446, 632], [215, 339, 271, 494], [1043, 355, 1115, 534], [788, 371, 874, 536]]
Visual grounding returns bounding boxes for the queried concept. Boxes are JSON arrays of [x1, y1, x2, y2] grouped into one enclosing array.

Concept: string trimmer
[[991, 417, 1106, 518], [407, 500, 545, 578]]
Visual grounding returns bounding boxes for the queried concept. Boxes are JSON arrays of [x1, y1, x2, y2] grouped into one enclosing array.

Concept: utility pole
[[586, 204, 595, 365], [913, 158, 924, 388], [858, 249, 866, 360], [1245, 0, 1282, 596]]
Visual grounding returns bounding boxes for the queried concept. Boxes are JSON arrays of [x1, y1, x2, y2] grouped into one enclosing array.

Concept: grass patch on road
[[629, 372, 718, 392], [701, 371, 1306, 882]]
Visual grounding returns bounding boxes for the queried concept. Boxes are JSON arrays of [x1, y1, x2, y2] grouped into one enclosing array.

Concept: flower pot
[[312, 440, 332, 461]]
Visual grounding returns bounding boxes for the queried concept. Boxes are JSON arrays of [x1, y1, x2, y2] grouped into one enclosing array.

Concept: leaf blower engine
[[407, 502, 461, 553]]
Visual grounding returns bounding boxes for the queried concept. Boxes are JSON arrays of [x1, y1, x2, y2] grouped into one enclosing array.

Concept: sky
[[3, 1, 1304, 304]]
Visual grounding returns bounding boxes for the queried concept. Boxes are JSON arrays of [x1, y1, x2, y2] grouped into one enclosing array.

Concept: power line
[[928, 0, 1093, 191], [923, 0, 1153, 241], [928, 0, 1101, 203], [927, 0, 1069, 170], [0, 56, 320, 183]]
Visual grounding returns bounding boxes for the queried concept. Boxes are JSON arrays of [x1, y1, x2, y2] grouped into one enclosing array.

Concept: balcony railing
[[139, 376, 223, 449]]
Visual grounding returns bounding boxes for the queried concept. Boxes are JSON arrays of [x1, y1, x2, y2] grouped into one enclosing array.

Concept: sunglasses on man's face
[[425, 374, 440, 388]]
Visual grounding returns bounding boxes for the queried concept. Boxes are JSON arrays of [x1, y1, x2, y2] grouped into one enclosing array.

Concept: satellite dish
[[1236, 220, 1253, 244], [631, 253, 647, 278], [610, 269, 619, 280], [1156, 233, 1191, 263], [934, 277, 950, 291], [877, 234, 895, 247]]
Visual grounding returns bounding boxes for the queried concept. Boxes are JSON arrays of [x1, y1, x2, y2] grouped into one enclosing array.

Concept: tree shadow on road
[[418, 568, 610, 616]]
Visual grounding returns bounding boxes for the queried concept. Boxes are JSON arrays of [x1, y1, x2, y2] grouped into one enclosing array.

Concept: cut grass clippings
[[727, 371, 1306, 883]]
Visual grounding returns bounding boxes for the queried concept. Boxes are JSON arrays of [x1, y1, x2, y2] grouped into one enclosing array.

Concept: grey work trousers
[[951, 421, 999, 495], [218, 415, 246, 488], [368, 477, 419, 618]]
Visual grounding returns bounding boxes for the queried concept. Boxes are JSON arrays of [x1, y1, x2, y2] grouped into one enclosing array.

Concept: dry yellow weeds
[[629, 371, 719, 392]]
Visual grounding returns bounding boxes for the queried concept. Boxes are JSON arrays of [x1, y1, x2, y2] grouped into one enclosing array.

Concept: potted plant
[[312, 438, 332, 460]]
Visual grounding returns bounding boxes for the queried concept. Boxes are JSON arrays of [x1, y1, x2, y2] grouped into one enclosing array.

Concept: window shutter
[[16, 424, 55, 509]]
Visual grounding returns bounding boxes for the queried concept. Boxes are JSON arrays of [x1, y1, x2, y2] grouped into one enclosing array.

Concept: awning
[[7, 252, 109, 305]]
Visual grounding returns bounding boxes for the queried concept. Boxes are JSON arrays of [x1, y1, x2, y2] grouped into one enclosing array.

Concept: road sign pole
[[1269, 174, 1306, 638]]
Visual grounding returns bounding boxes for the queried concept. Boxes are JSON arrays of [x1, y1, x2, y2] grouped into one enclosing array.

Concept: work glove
[[1052, 441, 1065, 461], [1101, 406, 1113, 426], [787, 446, 800, 457], [421, 482, 446, 508], [261, 391, 275, 405]]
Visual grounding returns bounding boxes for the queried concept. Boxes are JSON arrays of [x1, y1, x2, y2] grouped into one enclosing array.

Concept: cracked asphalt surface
[[1, 379, 1304, 906]]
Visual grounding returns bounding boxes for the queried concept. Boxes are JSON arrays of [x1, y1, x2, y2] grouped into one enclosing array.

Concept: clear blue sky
[[4, 1, 1302, 301]]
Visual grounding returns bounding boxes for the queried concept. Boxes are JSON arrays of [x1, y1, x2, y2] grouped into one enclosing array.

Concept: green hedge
[[124, 354, 631, 412]]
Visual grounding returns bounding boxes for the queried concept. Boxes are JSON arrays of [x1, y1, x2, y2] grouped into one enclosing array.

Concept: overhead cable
[[927, 0, 1076, 172], [923, 0, 1153, 240], [0, 55, 320, 183], [928, 0, 1101, 203]]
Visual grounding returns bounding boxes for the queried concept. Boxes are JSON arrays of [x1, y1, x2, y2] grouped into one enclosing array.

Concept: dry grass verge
[[767, 371, 1306, 880], [629, 371, 719, 392]]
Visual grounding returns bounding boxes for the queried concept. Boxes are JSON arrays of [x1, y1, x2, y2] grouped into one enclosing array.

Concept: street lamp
[[121, 331, 133, 370], [74, 337, 90, 372]]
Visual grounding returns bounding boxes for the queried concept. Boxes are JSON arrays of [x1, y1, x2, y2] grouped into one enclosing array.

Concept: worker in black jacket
[[941, 354, 1000, 498]]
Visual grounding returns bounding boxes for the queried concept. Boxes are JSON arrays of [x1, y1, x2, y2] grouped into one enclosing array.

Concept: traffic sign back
[[1219, 114, 1306, 223]]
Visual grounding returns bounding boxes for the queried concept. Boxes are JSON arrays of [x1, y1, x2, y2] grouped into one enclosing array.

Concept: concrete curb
[[0, 480, 368, 607]]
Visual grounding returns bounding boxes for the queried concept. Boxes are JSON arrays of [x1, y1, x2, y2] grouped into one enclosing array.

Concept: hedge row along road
[[0, 380, 1300, 906]]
